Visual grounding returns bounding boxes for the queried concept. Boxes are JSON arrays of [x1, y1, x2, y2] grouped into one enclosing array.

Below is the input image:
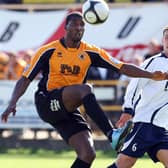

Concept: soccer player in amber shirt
[[1, 12, 168, 168]]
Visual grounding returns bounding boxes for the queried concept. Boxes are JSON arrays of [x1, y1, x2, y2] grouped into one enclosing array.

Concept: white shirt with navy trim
[[123, 53, 168, 130]]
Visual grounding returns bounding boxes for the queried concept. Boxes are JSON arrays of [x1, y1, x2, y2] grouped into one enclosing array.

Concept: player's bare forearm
[[120, 63, 168, 80], [120, 64, 152, 78], [9, 76, 31, 105], [1, 76, 31, 122]]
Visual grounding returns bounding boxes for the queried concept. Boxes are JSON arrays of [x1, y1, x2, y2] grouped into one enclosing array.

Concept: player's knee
[[83, 83, 93, 93], [116, 154, 136, 168], [85, 83, 93, 92], [80, 84, 93, 97], [78, 148, 96, 163], [162, 158, 168, 168]]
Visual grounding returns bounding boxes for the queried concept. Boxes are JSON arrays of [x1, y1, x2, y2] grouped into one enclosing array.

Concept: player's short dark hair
[[65, 11, 83, 26]]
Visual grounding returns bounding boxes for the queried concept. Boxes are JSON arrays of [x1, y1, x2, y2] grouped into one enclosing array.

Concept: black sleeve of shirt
[[28, 49, 55, 81], [86, 51, 119, 72]]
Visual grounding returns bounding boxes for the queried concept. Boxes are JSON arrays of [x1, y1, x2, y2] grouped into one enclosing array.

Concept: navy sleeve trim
[[86, 51, 119, 72], [123, 107, 135, 116]]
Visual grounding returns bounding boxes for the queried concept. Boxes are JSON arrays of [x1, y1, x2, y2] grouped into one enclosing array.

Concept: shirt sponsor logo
[[60, 64, 80, 75]]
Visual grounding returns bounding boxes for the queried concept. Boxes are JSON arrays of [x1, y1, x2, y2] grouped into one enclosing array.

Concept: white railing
[[0, 80, 127, 129]]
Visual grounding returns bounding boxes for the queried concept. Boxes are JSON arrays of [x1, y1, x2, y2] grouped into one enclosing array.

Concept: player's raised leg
[[62, 84, 133, 151], [110, 120, 133, 151]]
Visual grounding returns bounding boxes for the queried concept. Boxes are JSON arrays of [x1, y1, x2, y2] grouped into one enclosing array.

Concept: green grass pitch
[[0, 149, 164, 168]]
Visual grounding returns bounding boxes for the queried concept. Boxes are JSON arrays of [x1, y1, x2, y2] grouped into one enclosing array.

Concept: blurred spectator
[[132, 54, 144, 66], [87, 66, 120, 80], [87, 67, 102, 80], [98, 68, 107, 80], [21, 49, 43, 80], [105, 68, 120, 80], [7, 52, 27, 80], [144, 39, 162, 60], [0, 52, 9, 80], [21, 49, 34, 65], [98, 67, 120, 80]]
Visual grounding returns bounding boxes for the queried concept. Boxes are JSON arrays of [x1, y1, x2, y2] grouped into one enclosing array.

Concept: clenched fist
[[151, 71, 168, 81]]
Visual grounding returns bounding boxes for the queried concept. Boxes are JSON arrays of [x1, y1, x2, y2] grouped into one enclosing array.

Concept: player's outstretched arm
[[120, 63, 168, 80], [1, 76, 31, 123]]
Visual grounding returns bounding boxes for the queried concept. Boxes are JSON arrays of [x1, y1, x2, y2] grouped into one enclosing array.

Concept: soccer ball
[[82, 0, 109, 25]]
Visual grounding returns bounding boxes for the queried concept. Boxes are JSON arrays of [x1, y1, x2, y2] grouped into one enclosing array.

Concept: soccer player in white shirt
[[108, 26, 168, 168]]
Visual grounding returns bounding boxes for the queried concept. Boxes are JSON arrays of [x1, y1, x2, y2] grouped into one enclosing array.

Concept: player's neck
[[63, 37, 80, 48]]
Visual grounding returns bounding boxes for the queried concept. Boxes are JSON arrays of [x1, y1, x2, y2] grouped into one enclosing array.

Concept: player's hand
[[151, 71, 168, 81], [1, 104, 16, 123], [116, 113, 133, 128]]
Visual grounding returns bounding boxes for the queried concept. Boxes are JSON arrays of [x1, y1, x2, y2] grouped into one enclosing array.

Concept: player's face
[[163, 30, 168, 56], [66, 17, 85, 42]]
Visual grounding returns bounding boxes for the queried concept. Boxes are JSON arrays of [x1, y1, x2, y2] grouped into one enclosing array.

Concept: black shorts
[[34, 88, 90, 143]]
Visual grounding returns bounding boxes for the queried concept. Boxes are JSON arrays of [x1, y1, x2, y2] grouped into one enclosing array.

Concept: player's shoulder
[[146, 53, 165, 61], [81, 41, 100, 53], [37, 40, 59, 54], [144, 53, 164, 64], [32, 41, 59, 59], [142, 52, 165, 69]]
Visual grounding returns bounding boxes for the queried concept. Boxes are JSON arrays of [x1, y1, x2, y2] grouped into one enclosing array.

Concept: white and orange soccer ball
[[82, 0, 109, 25]]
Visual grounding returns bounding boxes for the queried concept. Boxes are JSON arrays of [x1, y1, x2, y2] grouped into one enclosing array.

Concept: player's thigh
[[62, 84, 93, 111], [157, 149, 168, 167], [116, 153, 137, 168], [51, 110, 91, 143], [35, 89, 69, 123]]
